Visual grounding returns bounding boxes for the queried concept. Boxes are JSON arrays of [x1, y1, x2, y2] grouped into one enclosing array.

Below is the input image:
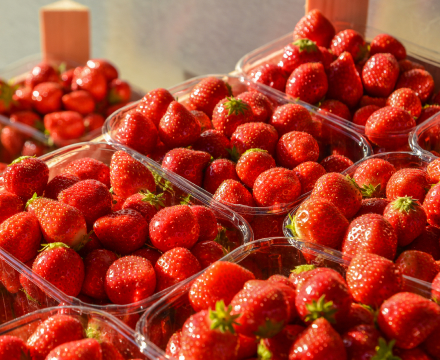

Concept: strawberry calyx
[[346, 175, 362, 192], [141, 190, 165, 209], [209, 300, 240, 334], [291, 264, 316, 274], [214, 227, 232, 253], [75, 231, 95, 252], [39, 242, 70, 252], [257, 341, 272, 360], [371, 338, 401, 360], [180, 194, 192, 205], [25, 193, 40, 210], [392, 196, 419, 213], [107, 88, 122, 105], [85, 325, 102, 342], [361, 183, 380, 198], [152, 172, 175, 195], [243, 148, 268, 156], [224, 97, 249, 116], [225, 82, 233, 97], [9, 155, 35, 166], [304, 294, 338, 324], [285, 214, 298, 238], [227, 146, 241, 162], [256, 319, 284, 338], [293, 38, 318, 53]]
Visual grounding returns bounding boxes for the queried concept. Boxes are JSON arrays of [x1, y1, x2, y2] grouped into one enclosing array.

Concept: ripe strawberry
[[231, 122, 278, 157], [114, 110, 158, 155], [62, 90, 95, 115], [10, 110, 42, 127], [289, 198, 348, 248], [27, 314, 85, 360], [249, 63, 287, 92], [370, 33, 406, 60], [87, 58, 118, 81], [236, 91, 273, 123], [359, 95, 388, 108], [105, 255, 156, 304], [45, 338, 102, 360], [191, 240, 224, 268], [253, 167, 301, 207], [3, 156, 49, 200], [0, 335, 30, 359], [31, 82, 63, 114], [327, 52, 363, 108], [192, 129, 231, 159], [162, 148, 211, 187], [203, 159, 239, 194], [60, 68, 74, 91], [395, 69, 435, 103], [191, 110, 213, 132], [337, 303, 375, 332], [131, 246, 161, 265], [405, 225, 440, 260], [293, 9, 335, 47], [341, 324, 382, 360], [25, 63, 59, 88], [269, 103, 314, 136], [21, 140, 46, 157], [188, 77, 230, 118], [399, 59, 425, 74], [285, 62, 328, 105], [424, 183, 440, 228], [386, 168, 430, 202], [331, 29, 367, 62], [396, 250, 438, 285], [342, 213, 398, 259], [44, 111, 85, 140], [44, 173, 80, 200], [159, 101, 201, 148], [83, 113, 104, 132], [190, 205, 218, 241], [418, 104, 440, 125], [0, 191, 24, 224], [236, 149, 276, 188], [365, 106, 416, 148], [318, 99, 352, 120], [212, 97, 254, 138], [258, 325, 304, 360], [72, 66, 107, 101], [155, 247, 201, 291], [293, 161, 326, 194], [355, 197, 391, 217], [109, 150, 155, 198], [378, 292, 440, 349], [94, 209, 148, 254], [63, 157, 110, 188], [135, 88, 174, 127], [278, 39, 323, 75], [276, 131, 319, 169], [122, 191, 164, 223], [0, 126, 26, 155], [387, 87, 422, 119], [107, 78, 131, 104], [320, 154, 354, 173], [353, 158, 396, 197], [352, 104, 381, 126], [11, 86, 33, 112]]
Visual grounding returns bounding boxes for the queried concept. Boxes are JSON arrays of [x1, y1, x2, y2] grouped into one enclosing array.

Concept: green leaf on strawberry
[[304, 294, 338, 324], [257, 341, 272, 360], [290, 264, 316, 274], [256, 319, 285, 338], [285, 214, 298, 238], [372, 338, 401, 360], [140, 190, 165, 209], [209, 300, 241, 334], [224, 97, 249, 116], [292, 38, 318, 53]]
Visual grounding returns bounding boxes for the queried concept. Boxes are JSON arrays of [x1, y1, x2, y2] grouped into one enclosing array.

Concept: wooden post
[[40, 0, 90, 65]]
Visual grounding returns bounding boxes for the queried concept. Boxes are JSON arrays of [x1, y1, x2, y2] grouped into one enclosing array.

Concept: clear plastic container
[[236, 23, 440, 149], [0, 142, 252, 321], [136, 237, 434, 359], [409, 112, 440, 156], [0, 305, 148, 360], [103, 74, 372, 235]]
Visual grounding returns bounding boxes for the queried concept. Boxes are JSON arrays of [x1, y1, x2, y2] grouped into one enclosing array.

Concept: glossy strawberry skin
[[25, 63, 59, 89], [236, 149, 276, 188], [406, 225, 440, 260], [0, 191, 24, 224], [87, 58, 118, 81], [386, 168, 429, 203], [231, 122, 279, 156], [395, 69, 435, 103], [278, 39, 323, 75], [370, 33, 406, 60], [396, 250, 438, 285], [31, 82, 63, 114], [46, 338, 102, 360], [355, 198, 391, 218], [191, 240, 224, 268], [0, 335, 30, 360], [72, 66, 107, 101], [122, 193, 161, 223], [293, 9, 335, 47], [44, 174, 80, 200], [236, 91, 273, 123], [192, 129, 231, 159], [213, 179, 254, 211], [10, 110, 41, 127], [188, 77, 230, 118], [320, 154, 353, 173], [331, 29, 367, 62], [62, 90, 95, 115], [63, 157, 110, 188], [44, 111, 85, 140], [107, 78, 131, 104], [191, 110, 213, 132], [318, 99, 352, 120], [362, 53, 400, 97], [190, 205, 218, 242], [212, 97, 254, 138], [269, 103, 313, 136], [135, 88, 174, 127], [203, 159, 239, 194], [353, 105, 381, 126], [276, 131, 319, 169], [130, 246, 161, 266], [387, 88, 422, 118], [353, 158, 396, 198], [341, 324, 382, 360], [293, 161, 326, 194], [249, 63, 287, 92]]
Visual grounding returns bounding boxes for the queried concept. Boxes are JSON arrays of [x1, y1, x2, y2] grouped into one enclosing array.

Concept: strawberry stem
[[224, 97, 249, 116], [9, 155, 35, 166], [226, 146, 241, 162], [304, 294, 338, 324], [293, 38, 318, 53], [361, 183, 380, 198], [141, 190, 165, 209], [209, 300, 240, 334], [392, 196, 419, 213], [39, 242, 70, 252], [291, 264, 316, 274], [371, 338, 401, 360], [25, 193, 40, 210], [256, 319, 284, 338], [257, 341, 272, 360]]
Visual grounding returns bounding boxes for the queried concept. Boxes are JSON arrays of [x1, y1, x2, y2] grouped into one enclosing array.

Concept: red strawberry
[[0, 126, 26, 155], [212, 97, 254, 138], [83, 113, 105, 132], [44, 111, 85, 140], [319, 46, 334, 68], [341, 324, 382, 360], [396, 250, 438, 285], [190, 205, 218, 241], [355, 197, 391, 217], [10, 110, 42, 127], [278, 39, 323, 75], [386, 168, 429, 202], [188, 77, 230, 118], [45, 338, 102, 360], [122, 191, 164, 223], [425, 183, 440, 228], [0, 335, 30, 360], [327, 52, 363, 108], [0, 191, 24, 224], [269, 103, 314, 136], [276, 131, 319, 169], [406, 225, 440, 260], [395, 69, 435, 103], [293, 161, 326, 194], [318, 99, 352, 120], [418, 105, 440, 125], [11, 86, 33, 112], [31, 82, 63, 114], [44, 173, 80, 200], [320, 154, 354, 173], [249, 63, 287, 92], [60, 68, 74, 91], [285, 62, 328, 105], [130, 247, 161, 267], [387, 88, 422, 119], [293, 9, 335, 47], [359, 95, 388, 108], [191, 110, 213, 132], [3, 156, 49, 200], [109, 150, 155, 198], [342, 213, 398, 259], [62, 90, 95, 115], [107, 78, 131, 104], [236, 149, 276, 188], [63, 157, 110, 187], [338, 303, 375, 332], [155, 247, 201, 291], [21, 140, 46, 157], [353, 104, 381, 126], [236, 91, 273, 123], [370, 33, 407, 60], [135, 88, 174, 127], [94, 209, 148, 254], [105, 255, 156, 304], [331, 29, 367, 62], [72, 67, 107, 101], [25, 63, 59, 88], [159, 101, 201, 148], [213, 179, 255, 219], [353, 158, 396, 197], [203, 159, 239, 194], [100, 341, 125, 360], [253, 167, 301, 207], [258, 325, 304, 360], [192, 129, 231, 159], [231, 122, 278, 156], [87, 58, 118, 81], [162, 148, 211, 187], [191, 240, 224, 268]]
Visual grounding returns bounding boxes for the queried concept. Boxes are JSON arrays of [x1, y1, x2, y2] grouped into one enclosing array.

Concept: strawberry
[[11, 86, 33, 112], [10, 110, 42, 127], [378, 292, 440, 349], [353, 158, 396, 197], [135, 88, 174, 127], [122, 191, 163, 223], [0, 191, 24, 224], [352, 104, 381, 126], [338, 303, 375, 332], [94, 209, 148, 254], [395, 69, 435, 103], [0, 126, 26, 155], [62, 90, 95, 115], [289, 318, 347, 359], [424, 183, 440, 228], [203, 159, 239, 194], [114, 110, 158, 155], [236, 91, 273, 123], [347, 253, 402, 307], [269, 103, 314, 136], [44, 173, 80, 200], [130, 246, 161, 265], [285, 62, 328, 105], [387, 87, 422, 118], [365, 106, 416, 149], [326, 52, 363, 108], [355, 197, 391, 217], [331, 29, 367, 62], [31, 82, 63, 114], [289, 198, 348, 248], [149, 205, 200, 252], [0, 335, 30, 360], [3, 156, 49, 200], [81, 249, 118, 300], [45, 338, 102, 360], [27, 314, 85, 360], [278, 39, 323, 75], [249, 63, 287, 92], [276, 131, 319, 169], [370, 33, 407, 60], [155, 247, 201, 291], [418, 105, 440, 125], [212, 97, 254, 138], [60, 68, 74, 91], [72, 66, 107, 101], [191, 240, 224, 268], [253, 167, 301, 207], [188, 77, 230, 118], [25, 63, 59, 88], [396, 250, 438, 285], [231, 122, 278, 156], [109, 150, 155, 198], [21, 140, 46, 157], [107, 78, 131, 104], [318, 99, 352, 121], [320, 154, 353, 173], [359, 95, 388, 108], [159, 101, 201, 148], [293, 161, 326, 194], [87, 58, 118, 81], [406, 225, 440, 260], [83, 113, 105, 132], [386, 168, 430, 202], [191, 110, 213, 132], [236, 149, 276, 188], [341, 324, 382, 360], [105, 255, 156, 304], [258, 325, 304, 360], [162, 148, 211, 187], [395, 347, 433, 360], [293, 9, 335, 47], [63, 157, 110, 188], [192, 129, 231, 159], [44, 111, 85, 140], [190, 205, 218, 241], [100, 342, 125, 360], [342, 213, 398, 259], [166, 332, 181, 358]]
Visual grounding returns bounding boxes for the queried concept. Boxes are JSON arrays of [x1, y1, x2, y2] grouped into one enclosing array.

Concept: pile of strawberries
[[153, 254, 440, 359], [248, 9, 440, 153], [0, 59, 133, 168], [0, 148, 244, 321]]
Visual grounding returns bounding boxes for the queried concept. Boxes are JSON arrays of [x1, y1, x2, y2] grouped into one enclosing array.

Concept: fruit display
[[236, 10, 440, 153], [410, 111, 440, 156], [104, 74, 372, 238], [0, 141, 251, 324], [0, 56, 142, 167], [0, 305, 147, 359], [137, 237, 437, 360]]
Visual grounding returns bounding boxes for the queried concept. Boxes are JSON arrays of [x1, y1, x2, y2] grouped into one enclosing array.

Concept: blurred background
[[1, 0, 440, 91]]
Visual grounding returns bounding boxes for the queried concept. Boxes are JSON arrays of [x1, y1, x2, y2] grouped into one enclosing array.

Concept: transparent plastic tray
[[0, 142, 252, 320], [0, 305, 148, 360], [409, 112, 440, 156], [136, 237, 434, 359]]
